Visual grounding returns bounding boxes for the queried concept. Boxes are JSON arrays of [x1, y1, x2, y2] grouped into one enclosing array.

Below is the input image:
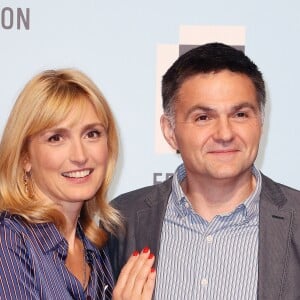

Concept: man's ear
[[160, 114, 179, 151]]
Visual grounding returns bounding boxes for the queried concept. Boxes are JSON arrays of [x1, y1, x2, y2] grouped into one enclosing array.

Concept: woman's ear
[[23, 154, 32, 173]]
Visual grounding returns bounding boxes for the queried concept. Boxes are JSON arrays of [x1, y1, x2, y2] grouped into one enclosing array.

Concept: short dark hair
[[162, 42, 266, 117]]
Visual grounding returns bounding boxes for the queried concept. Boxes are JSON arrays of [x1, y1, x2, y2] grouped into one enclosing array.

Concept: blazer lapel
[[258, 175, 294, 300]]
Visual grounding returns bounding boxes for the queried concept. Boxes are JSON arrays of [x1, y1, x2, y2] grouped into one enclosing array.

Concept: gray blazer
[[108, 173, 300, 300]]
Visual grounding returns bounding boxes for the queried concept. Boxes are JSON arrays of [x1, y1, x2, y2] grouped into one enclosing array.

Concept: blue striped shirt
[[155, 164, 261, 300], [0, 212, 114, 300]]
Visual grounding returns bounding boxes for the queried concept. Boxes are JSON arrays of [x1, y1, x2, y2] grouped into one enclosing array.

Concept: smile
[[62, 169, 92, 178], [208, 149, 240, 154]]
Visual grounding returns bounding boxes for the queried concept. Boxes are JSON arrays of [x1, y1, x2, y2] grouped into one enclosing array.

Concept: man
[[108, 43, 300, 299]]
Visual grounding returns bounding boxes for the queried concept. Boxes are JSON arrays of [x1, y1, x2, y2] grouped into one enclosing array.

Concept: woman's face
[[24, 100, 108, 212]]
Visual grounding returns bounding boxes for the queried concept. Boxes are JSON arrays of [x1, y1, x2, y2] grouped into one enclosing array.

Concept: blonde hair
[[0, 69, 121, 247]]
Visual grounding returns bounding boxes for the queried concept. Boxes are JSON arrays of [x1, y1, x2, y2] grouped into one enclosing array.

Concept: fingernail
[[148, 253, 154, 259], [142, 246, 149, 253], [132, 250, 139, 256], [151, 267, 155, 273]]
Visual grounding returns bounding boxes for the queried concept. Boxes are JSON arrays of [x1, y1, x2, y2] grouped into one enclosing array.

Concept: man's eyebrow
[[185, 102, 259, 117], [230, 102, 259, 113], [185, 105, 214, 117]]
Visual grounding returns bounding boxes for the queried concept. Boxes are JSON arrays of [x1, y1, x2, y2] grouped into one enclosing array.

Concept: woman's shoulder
[[0, 211, 65, 259], [0, 211, 31, 252], [0, 211, 44, 245], [0, 211, 28, 233], [0, 211, 64, 246]]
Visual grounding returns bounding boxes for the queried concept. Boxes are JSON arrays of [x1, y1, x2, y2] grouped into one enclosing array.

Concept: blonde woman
[[0, 69, 155, 299]]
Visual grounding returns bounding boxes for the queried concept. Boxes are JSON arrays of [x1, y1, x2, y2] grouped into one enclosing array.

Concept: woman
[[0, 69, 155, 299]]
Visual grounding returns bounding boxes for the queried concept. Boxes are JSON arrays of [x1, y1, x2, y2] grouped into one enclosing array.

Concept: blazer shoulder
[[261, 173, 300, 208], [110, 177, 172, 211], [278, 182, 300, 206]]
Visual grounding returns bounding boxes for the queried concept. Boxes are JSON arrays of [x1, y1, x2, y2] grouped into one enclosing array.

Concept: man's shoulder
[[110, 177, 173, 210], [276, 181, 300, 203], [261, 173, 300, 207]]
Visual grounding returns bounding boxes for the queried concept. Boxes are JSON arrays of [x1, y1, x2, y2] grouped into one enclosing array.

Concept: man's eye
[[48, 134, 61, 142], [236, 112, 247, 118], [196, 115, 209, 121]]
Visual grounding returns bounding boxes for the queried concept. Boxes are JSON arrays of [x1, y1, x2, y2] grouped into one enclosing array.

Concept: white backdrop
[[1, 0, 300, 198]]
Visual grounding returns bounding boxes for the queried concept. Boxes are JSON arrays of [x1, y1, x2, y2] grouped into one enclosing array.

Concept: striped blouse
[[0, 212, 114, 300]]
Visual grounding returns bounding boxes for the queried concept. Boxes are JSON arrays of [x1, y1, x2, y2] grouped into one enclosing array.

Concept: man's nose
[[213, 117, 234, 142]]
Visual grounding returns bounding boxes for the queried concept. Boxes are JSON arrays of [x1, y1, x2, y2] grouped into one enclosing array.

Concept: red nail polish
[[151, 267, 155, 273], [142, 246, 149, 253], [132, 250, 139, 256], [148, 253, 154, 259]]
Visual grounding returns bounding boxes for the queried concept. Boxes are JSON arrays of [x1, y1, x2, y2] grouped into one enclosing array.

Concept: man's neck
[[180, 172, 257, 222]]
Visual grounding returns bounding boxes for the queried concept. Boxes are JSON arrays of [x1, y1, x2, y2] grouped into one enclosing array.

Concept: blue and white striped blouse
[[0, 212, 114, 300]]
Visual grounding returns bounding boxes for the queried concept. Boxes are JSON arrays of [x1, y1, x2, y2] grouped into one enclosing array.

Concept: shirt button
[[201, 278, 208, 286], [206, 235, 213, 243]]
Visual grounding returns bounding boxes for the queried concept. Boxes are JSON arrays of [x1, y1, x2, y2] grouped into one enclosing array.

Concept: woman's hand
[[113, 247, 156, 300]]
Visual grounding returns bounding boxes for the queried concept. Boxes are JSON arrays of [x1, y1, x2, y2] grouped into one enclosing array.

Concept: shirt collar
[[28, 222, 66, 253], [76, 222, 98, 253], [32, 221, 96, 255], [171, 163, 261, 219], [243, 166, 261, 219]]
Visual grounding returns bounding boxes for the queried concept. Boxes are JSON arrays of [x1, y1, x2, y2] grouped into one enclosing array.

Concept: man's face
[[161, 70, 263, 183]]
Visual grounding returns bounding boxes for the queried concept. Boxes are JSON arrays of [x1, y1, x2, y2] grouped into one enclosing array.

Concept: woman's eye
[[48, 134, 61, 142], [87, 130, 101, 138]]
